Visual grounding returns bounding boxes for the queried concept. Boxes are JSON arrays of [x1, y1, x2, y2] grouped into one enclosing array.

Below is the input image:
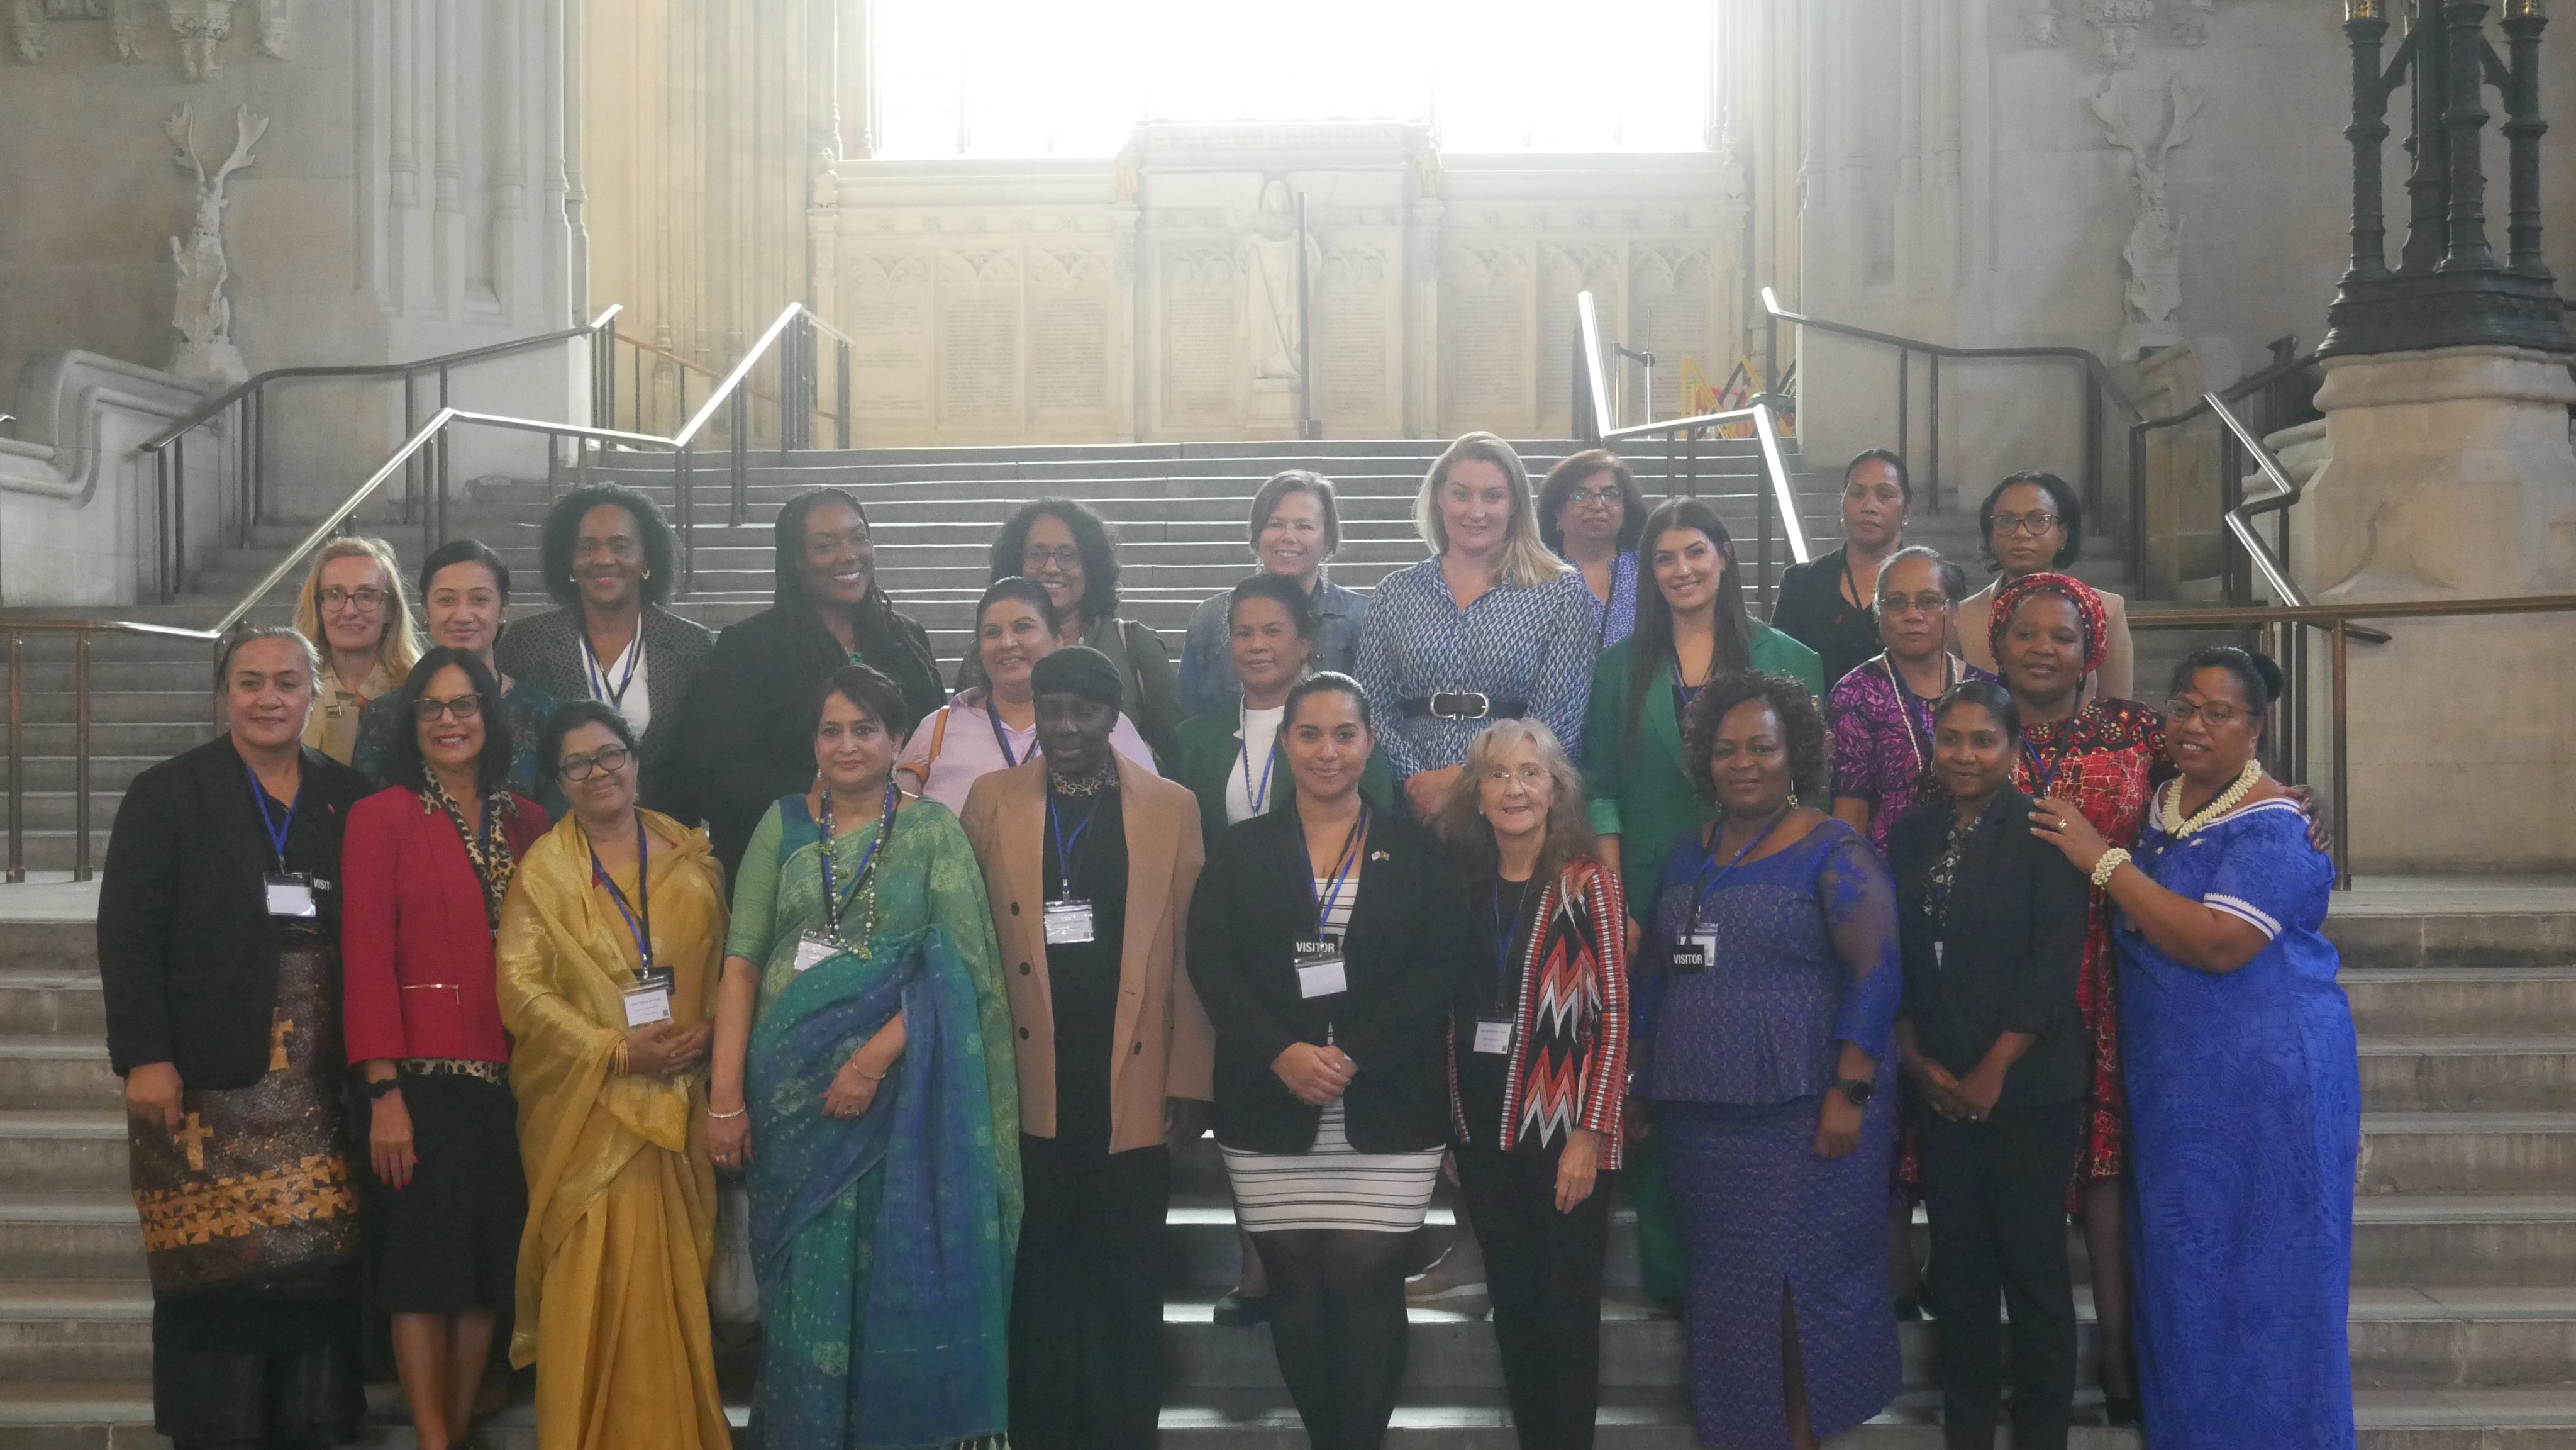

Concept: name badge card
[[264, 874, 318, 919], [1472, 1019, 1514, 1054], [1043, 900, 1096, 945], [1294, 939, 1346, 999], [794, 932, 841, 974], [1670, 932, 1716, 973], [622, 966, 675, 1027]]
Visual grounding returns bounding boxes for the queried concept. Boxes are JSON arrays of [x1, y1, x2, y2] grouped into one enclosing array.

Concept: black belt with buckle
[[1398, 692, 1528, 722]]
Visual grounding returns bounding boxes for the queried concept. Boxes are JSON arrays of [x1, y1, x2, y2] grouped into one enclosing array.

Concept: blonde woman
[[292, 535, 423, 764], [1352, 432, 1595, 823]]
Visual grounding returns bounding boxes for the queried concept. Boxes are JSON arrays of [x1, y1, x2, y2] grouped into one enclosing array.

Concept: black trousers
[[1453, 1137, 1613, 1450], [1913, 1098, 2083, 1450], [1009, 1134, 1172, 1450]]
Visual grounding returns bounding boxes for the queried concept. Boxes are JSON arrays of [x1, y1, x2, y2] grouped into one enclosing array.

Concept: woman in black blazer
[[1187, 672, 1471, 1450], [1884, 679, 2090, 1450]]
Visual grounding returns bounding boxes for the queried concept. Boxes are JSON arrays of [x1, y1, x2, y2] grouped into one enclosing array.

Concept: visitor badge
[[263, 873, 318, 919], [1472, 1019, 1513, 1055], [1043, 900, 1096, 945], [1294, 939, 1346, 998], [1670, 932, 1715, 973], [794, 931, 842, 973], [622, 966, 675, 1027]]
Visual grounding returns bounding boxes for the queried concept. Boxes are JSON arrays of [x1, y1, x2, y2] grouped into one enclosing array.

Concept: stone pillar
[[2296, 345, 2576, 869]]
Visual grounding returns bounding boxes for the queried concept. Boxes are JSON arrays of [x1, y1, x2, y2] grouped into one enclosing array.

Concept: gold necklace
[[2157, 759, 2263, 838]]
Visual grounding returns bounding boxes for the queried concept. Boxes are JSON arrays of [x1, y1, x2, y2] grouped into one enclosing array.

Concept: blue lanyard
[[1686, 807, 1786, 937], [1487, 876, 1533, 1015], [242, 759, 299, 873], [1308, 806, 1368, 937], [1046, 792, 1098, 901], [589, 822, 652, 970], [818, 779, 898, 945], [1238, 705, 1277, 816], [985, 696, 1019, 767], [581, 627, 641, 708]]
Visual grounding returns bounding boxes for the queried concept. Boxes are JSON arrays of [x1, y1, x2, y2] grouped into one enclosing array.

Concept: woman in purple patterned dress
[[1828, 545, 1994, 852], [1634, 672, 1903, 1450]]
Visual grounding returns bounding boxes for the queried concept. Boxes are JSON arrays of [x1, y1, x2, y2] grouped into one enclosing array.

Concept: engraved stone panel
[[1028, 248, 1113, 419], [1313, 243, 1396, 432], [937, 248, 1023, 427], [1631, 245, 1715, 420], [1162, 243, 1241, 424], [842, 251, 933, 418], [1441, 244, 1533, 436]]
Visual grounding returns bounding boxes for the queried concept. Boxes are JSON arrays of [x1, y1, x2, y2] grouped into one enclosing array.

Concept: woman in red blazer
[[340, 647, 548, 1450]]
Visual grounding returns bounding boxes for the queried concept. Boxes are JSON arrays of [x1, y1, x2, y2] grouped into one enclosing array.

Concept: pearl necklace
[[2157, 759, 2263, 838]]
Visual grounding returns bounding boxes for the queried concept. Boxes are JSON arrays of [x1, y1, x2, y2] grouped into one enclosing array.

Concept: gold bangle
[[611, 1040, 631, 1076], [849, 1059, 887, 1082], [2090, 847, 2131, 890]]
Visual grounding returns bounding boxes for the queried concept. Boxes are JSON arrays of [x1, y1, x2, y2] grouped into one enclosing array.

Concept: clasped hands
[[1272, 1040, 1356, 1106], [1901, 1049, 2006, 1125]]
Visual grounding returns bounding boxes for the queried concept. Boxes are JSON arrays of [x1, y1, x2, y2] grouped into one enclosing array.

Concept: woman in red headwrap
[[1989, 570, 2162, 1425]]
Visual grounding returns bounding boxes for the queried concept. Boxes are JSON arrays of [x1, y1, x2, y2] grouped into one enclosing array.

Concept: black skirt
[[365, 1070, 526, 1314]]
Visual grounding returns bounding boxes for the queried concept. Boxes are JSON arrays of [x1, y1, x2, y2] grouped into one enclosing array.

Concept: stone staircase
[[2, 887, 2570, 1446]]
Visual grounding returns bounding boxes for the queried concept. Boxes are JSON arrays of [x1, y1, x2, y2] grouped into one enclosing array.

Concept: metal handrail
[[2128, 592, 2576, 887], [1757, 286, 2141, 527], [2124, 338, 2319, 594], [2, 618, 225, 882], [1575, 291, 1812, 610], [2202, 393, 2311, 610]]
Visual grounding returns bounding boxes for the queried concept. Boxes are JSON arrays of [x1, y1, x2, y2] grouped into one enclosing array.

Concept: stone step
[[0, 1111, 128, 1195], [0, 1280, 152, 1381], [2343, 966, 2576, 1035], [2358, 1113, 2576, 1196], [0, 1194, 142, 1280], [0, 830, 116, 874], [0, 962, 103, 1032], [0, 1037, 116, 1110], [2358, 1036, 2576, 1113]]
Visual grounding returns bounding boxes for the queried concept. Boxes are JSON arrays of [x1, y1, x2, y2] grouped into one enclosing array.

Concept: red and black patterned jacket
[[1447, 854, 1630, 1169]]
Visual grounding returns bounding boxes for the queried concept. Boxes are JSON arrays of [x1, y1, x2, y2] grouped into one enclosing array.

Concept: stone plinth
[[2296, 345, 2576, 871]]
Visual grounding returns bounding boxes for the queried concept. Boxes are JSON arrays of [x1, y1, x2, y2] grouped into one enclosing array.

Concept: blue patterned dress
[[2117, 793, 2357, 1450], [1574, 549, 1640, 651], [1632, 817, 1904, 1450], [1351, 555, 1598, 778]]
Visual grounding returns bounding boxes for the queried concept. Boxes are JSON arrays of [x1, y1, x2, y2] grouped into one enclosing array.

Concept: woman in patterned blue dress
[[2031, 645, 2358, 1450], [1633, 671, 1903, 1450]]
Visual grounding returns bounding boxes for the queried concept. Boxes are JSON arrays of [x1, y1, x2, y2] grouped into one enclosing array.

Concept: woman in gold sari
[[497, 700, 731, 1450]]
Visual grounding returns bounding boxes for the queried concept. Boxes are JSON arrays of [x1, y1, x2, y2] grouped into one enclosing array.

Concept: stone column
[[2296, 344, 2576, 869]]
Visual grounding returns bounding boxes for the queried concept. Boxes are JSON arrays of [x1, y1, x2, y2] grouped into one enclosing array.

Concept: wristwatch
[[362, 1074, 404, 1100], [1834, 1076, 1876, 1108]]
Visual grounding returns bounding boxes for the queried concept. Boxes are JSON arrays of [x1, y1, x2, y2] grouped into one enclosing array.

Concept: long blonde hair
[[291, 536, 423, 686], [1435, 718, 1598, 886], [1413, 432, 1571, 591]]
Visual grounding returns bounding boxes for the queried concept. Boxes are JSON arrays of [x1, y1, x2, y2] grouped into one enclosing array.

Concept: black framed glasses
[[2163, 698, 2245, 729], [412, 694, 484, 722], [316, 586, 388, 611], [558, 744, 633, 781], [1989, 511, 2062, 537]]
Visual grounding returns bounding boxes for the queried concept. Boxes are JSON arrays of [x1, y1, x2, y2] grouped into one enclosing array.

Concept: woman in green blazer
[[1174, 576, 1392, 846], [1580, 496, 1821, 1310]]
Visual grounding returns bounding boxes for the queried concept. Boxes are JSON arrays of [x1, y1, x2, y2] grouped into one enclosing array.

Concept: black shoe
[[1893, 1296, 1925, 1322], [1213, 1288, 1270, 1327], [2102, 1394, 2142, 1427]]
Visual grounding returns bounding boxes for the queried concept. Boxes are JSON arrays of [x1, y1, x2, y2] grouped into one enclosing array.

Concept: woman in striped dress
[[1187, 672, 1474, 1450]]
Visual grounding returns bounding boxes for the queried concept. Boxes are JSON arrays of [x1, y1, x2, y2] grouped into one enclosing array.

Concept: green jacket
[[1580, 625, 1824, 916], [1172, 708, 1396, 848]]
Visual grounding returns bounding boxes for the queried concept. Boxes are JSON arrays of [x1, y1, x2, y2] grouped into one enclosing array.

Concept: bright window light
[[872, 0, 1715, 158]]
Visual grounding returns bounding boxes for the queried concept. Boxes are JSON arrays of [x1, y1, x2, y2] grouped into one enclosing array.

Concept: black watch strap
[[363, 1074, 404, 1100], [1835, 1076, 1875, 1107]]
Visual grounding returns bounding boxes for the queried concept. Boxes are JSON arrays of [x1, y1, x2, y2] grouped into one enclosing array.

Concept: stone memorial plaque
[[1314, 247, 1393, 427], [843, 252, 932, 417], [1441, 247, 1531, 433], [938, 251, 1022, 425], [1163, 247, 1240, 421], [1030, 253, 1112, 417]]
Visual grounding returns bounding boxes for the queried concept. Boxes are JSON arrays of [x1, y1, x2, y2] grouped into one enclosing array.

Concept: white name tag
[[793, 932, 840, 974], [1043, 900, 1096, 945], [1472, 1019, 1513, 1054], [264, 875, 318, 919], [622, 986, 673, 1027], [1671, 932, 1715, 972], [1297, 955, 1347, 998]]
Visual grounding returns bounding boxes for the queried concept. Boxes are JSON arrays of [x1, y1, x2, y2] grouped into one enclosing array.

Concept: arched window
[[871, 0, 1719, 158]]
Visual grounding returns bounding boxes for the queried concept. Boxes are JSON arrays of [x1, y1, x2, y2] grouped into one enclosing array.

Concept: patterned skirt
[[1222, 1101, 1443, 1234]]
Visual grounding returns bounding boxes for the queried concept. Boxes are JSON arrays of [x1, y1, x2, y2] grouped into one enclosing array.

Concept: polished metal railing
[[1572, 291, 1810, 609], [2124, 338, 2320, 597], [2, 619, 225, 881]]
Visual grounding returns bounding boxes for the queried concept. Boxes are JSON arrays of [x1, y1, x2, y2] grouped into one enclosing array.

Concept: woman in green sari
[[705, 662, 1021, 1450]]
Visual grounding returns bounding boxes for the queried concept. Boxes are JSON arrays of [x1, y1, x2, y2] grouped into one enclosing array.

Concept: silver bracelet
[[706, 1105, 747, 1121]]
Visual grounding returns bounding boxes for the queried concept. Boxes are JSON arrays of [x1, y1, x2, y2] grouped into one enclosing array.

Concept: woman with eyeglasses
[[352, 540, 559, 806], [292, 535, 423, 764], [1957, 471, 2135, 703], [497, 484, 716, 818], [1433, 720, 1627, 1450], [1187, 674, 1472, 1450], [1826, 545, 1994, 852], [900, 577, 1161, 815], [2032, 647, 2358, 1450], [494, 702, 729, 1450], [706, 664, 1021, 1450], [962, 498, 1183, 763], [1773, 450, 1914, 693], [679, 488, 947, 880], [341, 646, 550, 1450], [1536, 449, 1648, 650]]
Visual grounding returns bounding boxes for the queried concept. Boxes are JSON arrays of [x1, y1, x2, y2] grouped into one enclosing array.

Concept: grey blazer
[[495, 604, 714, 816]]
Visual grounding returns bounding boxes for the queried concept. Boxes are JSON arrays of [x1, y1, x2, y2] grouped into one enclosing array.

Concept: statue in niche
[[165, 103, 267, 383], [165, 0, 233, 79], [110, 0, 142, 59], [2086, 0, 2151, 69], [2026, 1, 2065, 47], [2089, 77, 2201, 359], [1239, 179, 1319, 386]]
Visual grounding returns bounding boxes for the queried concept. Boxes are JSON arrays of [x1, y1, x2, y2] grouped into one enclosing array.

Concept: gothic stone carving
[[255, 0, 282, 57], [2086, 0, 2153, 69], [165, 102, 267, 382], [2090, 77, 2202, 357], [10, 0, 42, 62], [165, 0, 231, 79]]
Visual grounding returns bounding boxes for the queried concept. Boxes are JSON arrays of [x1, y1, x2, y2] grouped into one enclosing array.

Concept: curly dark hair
[[384, 647, 514, 798], [989, 498, 1120, 623], [539, 483, 678, 608], [1679, 670, 1830, 810]]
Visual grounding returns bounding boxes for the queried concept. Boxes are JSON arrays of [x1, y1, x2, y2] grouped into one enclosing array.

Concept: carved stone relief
[[1441, 245, 1534, 434], [165, 102, 265, 382], [2089, 76, 2202, 357], [6, 0, 282, 74], [1163, 243, 1243, 424], [935, 249, 1022, 426], [2028, 0, 2211, 66]]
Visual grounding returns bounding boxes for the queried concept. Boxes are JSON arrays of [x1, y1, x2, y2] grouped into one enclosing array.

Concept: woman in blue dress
[[2030, 645, 2358, 1450], [1633, 671, 1903, 1450]]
